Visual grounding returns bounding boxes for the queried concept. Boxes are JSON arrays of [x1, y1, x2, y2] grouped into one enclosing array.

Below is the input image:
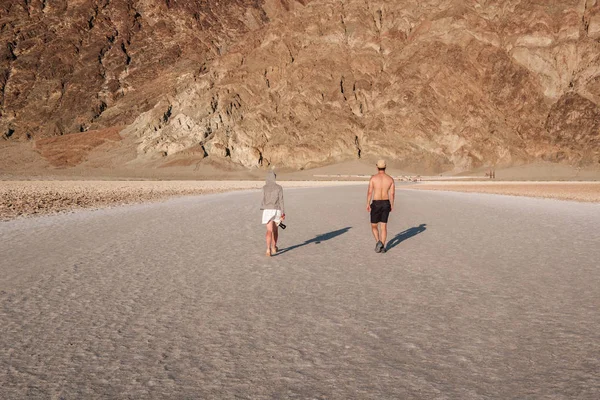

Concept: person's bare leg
[[266, 221, 274, 255], [272, 224, 279, 253], [371, 223, 380, 242], [381, 223, 388, 248]]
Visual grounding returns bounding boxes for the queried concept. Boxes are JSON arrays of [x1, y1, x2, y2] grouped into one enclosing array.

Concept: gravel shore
[[0, 180, 363, 221]]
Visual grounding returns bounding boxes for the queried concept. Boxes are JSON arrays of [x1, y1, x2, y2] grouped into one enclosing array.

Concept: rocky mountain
[[2, 0, 600, 173]]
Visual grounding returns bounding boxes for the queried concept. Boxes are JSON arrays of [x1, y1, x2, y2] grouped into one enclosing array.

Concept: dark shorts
[[370, 200, 391, 224]]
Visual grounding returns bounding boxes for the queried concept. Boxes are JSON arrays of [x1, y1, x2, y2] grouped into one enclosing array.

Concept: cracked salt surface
[[1, 186, 599, 398]]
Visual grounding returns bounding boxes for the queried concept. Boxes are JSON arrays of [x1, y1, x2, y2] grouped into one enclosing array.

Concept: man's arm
[[389, 178, 395, 211], [366, 177, 373, 211]]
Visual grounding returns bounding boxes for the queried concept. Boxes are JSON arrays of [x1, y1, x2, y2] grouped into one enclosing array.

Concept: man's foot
[[380, 245, 387, 253], [266, 249, 271, 257], [271, 246, 278, 255], [375, 241, 383, 253]]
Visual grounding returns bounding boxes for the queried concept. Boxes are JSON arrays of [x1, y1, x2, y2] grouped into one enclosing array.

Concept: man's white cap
[[376, 159, 386, 168]]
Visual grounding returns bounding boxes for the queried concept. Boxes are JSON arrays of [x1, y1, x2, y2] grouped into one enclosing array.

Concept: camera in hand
[[278, 221, 287, 229]]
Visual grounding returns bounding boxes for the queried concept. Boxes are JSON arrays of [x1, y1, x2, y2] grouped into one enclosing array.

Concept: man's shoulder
[[371, 173, 393, 180]]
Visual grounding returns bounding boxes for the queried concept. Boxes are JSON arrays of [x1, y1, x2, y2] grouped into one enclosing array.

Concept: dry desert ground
[[410, 181, 600, 203], [2, 176, 600, 221], [1, 184, 599, 398], [1, 159, 600, 222]]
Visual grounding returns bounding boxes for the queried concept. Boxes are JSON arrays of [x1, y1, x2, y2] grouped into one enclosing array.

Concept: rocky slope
[[1, 0, 270, 137], [2, 0, 600, 173]]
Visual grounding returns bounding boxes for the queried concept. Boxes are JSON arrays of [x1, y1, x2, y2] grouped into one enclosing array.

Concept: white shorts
[[262, 209, 282, 225]]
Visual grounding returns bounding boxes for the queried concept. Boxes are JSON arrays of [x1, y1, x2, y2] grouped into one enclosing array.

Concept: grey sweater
[[260, 171, 285, 213]]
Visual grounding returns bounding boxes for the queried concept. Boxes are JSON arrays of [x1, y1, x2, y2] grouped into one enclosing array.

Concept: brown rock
[[34, 126, 123, 167], [2, 0, 600, 173], [0, 0, 268, 138]]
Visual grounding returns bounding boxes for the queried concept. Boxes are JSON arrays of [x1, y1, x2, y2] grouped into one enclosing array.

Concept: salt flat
[[1, 185, 599, 399]]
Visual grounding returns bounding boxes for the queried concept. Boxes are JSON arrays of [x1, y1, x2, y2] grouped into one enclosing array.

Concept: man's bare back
[[370, 173, 395, 202]]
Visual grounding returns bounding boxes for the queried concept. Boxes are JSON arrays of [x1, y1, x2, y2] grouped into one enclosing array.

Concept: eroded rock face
[[2, 0, 600, 172], [0, 0, 269, 137]]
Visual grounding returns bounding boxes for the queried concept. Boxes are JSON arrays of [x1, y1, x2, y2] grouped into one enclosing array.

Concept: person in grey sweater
[[260, 171, 285, 256]]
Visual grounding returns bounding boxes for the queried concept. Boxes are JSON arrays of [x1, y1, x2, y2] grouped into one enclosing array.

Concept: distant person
[[366, 160, 395, 253], [261, 170, 285, 256]]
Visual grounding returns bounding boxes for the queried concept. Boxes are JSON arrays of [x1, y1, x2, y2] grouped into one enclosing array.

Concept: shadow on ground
[[276, 227, 352, 255], [386, 224, 427, 251]]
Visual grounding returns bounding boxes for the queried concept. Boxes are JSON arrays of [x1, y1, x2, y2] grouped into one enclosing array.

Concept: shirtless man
[[366, 160, 395, 253]]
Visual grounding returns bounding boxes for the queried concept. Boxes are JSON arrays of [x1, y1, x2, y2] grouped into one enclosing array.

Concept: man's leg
[[371, 223, 380, 242], [378, 202, 391, 253], [380, 223, 388, 247], [372, 223, 384, 252]]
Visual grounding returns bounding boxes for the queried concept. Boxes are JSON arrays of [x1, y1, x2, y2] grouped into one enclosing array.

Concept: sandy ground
[[1, 186, 599, 398], [0, 180, 364, 221], [411, 181, 600, 203]]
